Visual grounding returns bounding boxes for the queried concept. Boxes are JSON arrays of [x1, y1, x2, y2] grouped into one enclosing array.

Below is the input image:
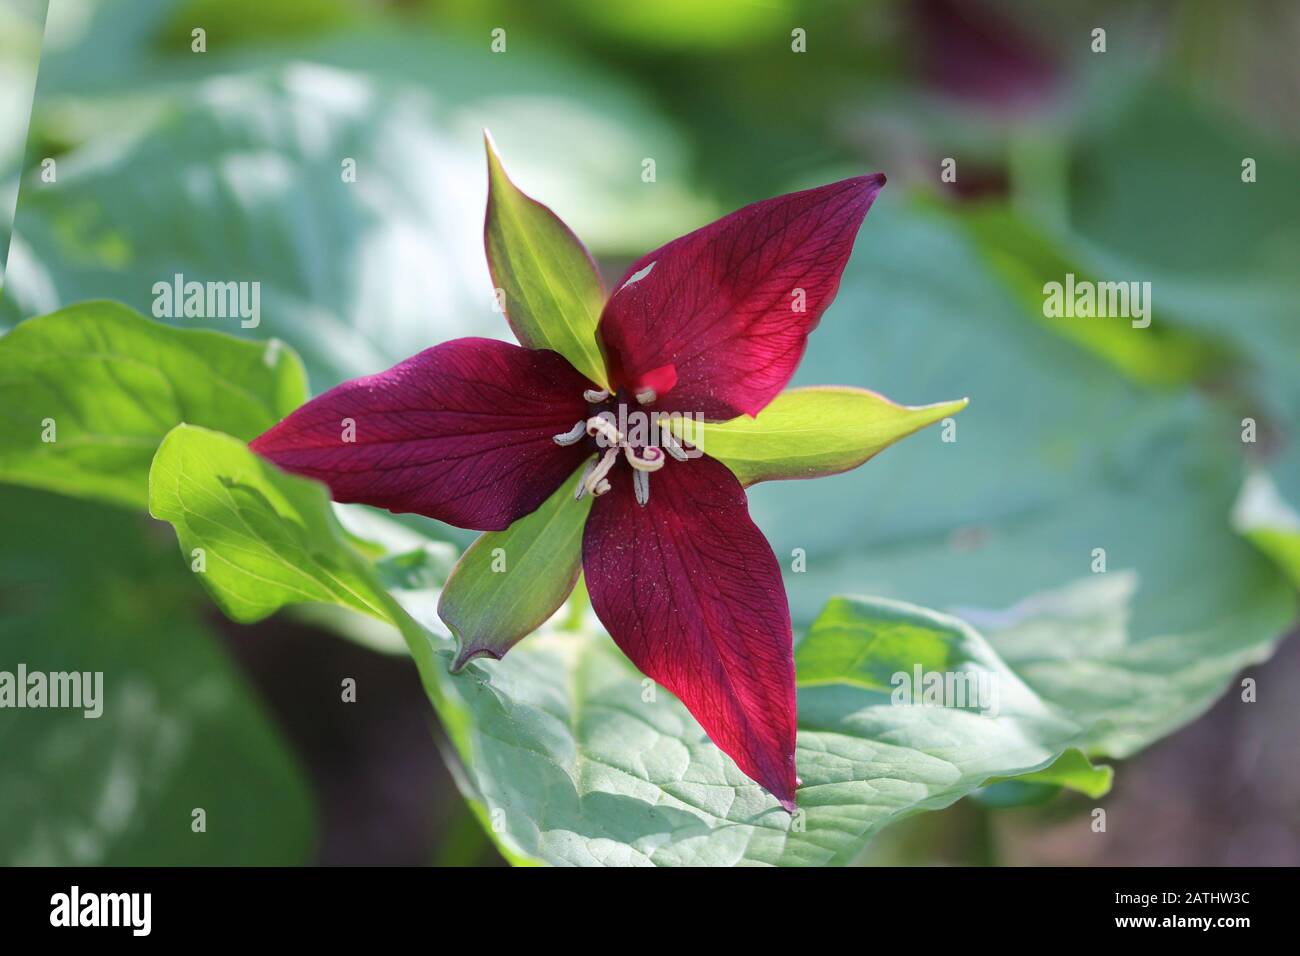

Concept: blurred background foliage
[[1, 0, 1298, 864]]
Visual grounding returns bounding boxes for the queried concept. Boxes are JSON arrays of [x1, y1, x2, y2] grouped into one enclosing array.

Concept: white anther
[[633, 468, 650, 506], [583, 447, 620, 497], [575, 457, 598, 500], [634, 387, 656, 406], [552, 420, 587, 446], [624, 445, 664, 472], [660, 430, 690, 461], [583, 388, 611, 403], [585, 415, 624, 446]]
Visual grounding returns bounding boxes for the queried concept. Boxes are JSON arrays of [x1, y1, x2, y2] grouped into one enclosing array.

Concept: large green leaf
[[5, 31, 710, 378], [137, 191, 1297, 864], [1065, 85, 1300, 280], [0, 485, 315, 864], [675, 387, 967, 486], [484, 133, 609, 390], [436, 601, 1098, 866], [6, 69, 494, 387], [145, 423, 1111, 866], [0, 301, 306, 508], [953, 202, 1222, 387], [439, 463, 593, 672], [743, 193, 1295, 759], [956, 572, 1283, 758], [1028, 83, 1300, 579]]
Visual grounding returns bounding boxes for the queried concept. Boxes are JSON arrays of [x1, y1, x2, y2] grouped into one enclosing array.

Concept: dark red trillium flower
[[251, 165, 886, 811]]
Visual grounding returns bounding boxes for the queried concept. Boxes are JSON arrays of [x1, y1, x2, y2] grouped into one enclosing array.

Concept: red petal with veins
[[250, 338, 592, 532], [598, 174, 885, 420], [582, 455, 798, 809]]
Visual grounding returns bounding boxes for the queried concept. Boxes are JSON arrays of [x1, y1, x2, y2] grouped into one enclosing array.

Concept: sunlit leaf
[[148, 424, 392, 624], [144, 431, 1108, 865], [0, 301, 306, 508]]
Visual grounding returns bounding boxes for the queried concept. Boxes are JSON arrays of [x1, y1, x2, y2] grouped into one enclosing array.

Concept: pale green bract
[[439, 462, 594, 672], [674, 387, 967, 486], [483, 133, 610, 391]]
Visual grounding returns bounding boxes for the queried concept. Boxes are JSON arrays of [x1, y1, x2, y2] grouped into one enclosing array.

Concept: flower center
[[552, 388, 691, 505]]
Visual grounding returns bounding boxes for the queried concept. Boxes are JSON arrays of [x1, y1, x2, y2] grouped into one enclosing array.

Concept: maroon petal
[[598, 175, 885, 420], [582, 455, 797, 809], [250, 338, 592, 532]]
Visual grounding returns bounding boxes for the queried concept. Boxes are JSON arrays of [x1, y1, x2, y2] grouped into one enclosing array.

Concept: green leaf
[[146, 422, 1103, 865], [147, 424, 393, 625], [134, 196, 1297, 866], [435, 595, 1094, 865], [143, 423, 470, 749], [983, 748, 1112, 801], [794, 598, 1109, 805], [1046, 86, 1300, 547], [0, 485, 315, 864], [484, 133, 609, 390], [158, 0, 365, 48], [674, 387, 967, 486], [794, 594, 1016, 694], [549, 0, 794, 52], [1065, 85, 1300, 279], [1236, 469, 1300, 582], [958, 573, 1286, 758], [0, 301, 306, 509], [440, 462, 593, 672], [7, 38, 710, 384], [744, 193, 1295, 756], [952, 201, 1222, 387]]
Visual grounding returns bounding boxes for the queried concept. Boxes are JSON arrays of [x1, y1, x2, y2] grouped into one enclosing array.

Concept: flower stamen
[[582, 447, 621, 497], [552, 420, 587, 446], [561, 392, 694, 506], [575, 457, 595, 499], [632, 468, 650, 506], [660, 430, 690, 462]]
